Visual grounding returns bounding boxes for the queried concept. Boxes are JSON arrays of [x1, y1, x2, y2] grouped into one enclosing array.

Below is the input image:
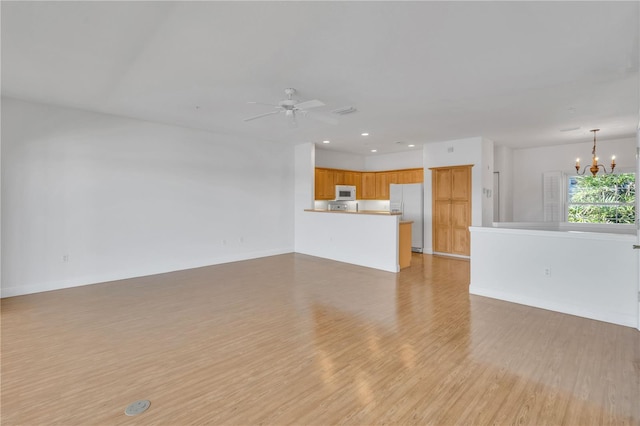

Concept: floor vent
[[125, 400, 150, 416]]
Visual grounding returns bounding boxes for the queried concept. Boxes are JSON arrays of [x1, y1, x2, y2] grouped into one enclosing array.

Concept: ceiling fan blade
[[305, 112, 339, 125], [295, 99, 325, 110], [248, 101, 280, 107], [243, 111, 280, 122]]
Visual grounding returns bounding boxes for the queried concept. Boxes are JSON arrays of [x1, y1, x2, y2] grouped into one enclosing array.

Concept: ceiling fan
[[244, 88, 337, 127]]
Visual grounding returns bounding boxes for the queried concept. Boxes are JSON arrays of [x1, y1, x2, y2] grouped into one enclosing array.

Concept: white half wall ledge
[[1, 248, 293, 298], [469, 226, 637, 329], [476, 222, 635, 240], [491, 221, 636, 236]]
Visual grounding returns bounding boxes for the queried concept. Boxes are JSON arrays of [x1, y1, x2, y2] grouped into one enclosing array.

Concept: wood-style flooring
[[2, 253, 639, 425]]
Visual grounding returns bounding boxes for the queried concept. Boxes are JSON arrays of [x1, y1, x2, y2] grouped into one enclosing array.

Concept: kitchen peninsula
[[296, 209, 412, 272]]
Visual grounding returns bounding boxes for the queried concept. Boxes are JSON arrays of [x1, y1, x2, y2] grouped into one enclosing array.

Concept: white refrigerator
[[390, 183, 424, 252]]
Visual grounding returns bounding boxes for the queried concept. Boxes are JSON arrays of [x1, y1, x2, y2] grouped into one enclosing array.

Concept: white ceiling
[[2, 1, 639, 156]]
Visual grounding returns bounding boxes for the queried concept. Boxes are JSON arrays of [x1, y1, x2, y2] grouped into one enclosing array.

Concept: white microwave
[[335, 185, 356, 201]]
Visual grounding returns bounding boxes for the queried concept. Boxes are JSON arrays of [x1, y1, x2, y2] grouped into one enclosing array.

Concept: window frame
[[565, 169, 636, 224]]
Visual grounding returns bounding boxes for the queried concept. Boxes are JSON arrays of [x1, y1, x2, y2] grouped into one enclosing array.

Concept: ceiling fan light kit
[[244, 87, 337, 126]]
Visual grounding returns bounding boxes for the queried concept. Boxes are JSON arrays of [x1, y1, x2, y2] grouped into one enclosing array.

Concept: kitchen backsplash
[[314, 200, 390, 211]]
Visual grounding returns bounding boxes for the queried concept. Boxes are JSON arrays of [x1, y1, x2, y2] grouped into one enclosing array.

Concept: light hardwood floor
[[2, 253, 639, 425]]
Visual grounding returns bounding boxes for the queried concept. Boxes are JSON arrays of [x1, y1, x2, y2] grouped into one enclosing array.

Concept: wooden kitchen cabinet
[[430, 165, 472, 256], [334, 170, 362, 200], [345, 171, 362, 199], [375, 172, 390, 200], [387, 172, 399, 185], [314, 167, 423, 200], [360, 172, 377, 199], [397, 168, 423, 184], [314, 168, 334, 200], [333, 170, 345, 185]]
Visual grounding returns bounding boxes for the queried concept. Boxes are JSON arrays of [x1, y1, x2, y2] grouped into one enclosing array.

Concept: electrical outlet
[[62, 254, 69, 262], [544, 267, 551, 276]]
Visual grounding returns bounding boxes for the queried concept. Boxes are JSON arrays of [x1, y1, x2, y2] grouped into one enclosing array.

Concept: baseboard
[[1, 248, 293, 298], [469, 284, 637, 328], [433, 251, 470, 259]]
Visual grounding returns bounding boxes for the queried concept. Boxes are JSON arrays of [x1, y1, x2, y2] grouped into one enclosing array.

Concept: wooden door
[[431, 165, 472, 256], [434, 168, 452, 201], [451, 201, 470, 255], [451, 167, 470, 200], [433, 201, 452, 253]]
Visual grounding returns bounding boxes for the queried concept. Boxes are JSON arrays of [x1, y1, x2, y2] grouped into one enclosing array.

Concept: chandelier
[[574, 129, 616, 176]]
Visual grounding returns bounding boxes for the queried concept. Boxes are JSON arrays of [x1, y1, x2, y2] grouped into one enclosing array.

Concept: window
[[567, 173, 635, 224]]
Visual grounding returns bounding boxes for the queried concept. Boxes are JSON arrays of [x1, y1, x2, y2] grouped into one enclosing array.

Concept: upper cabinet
[[361, 172, 377, 199], [336, 171, 362, 199], [314, 168, 334, 200], [398, 168, 424, 184], [315, 167, 423, 200], [375, 172, 390, 200]]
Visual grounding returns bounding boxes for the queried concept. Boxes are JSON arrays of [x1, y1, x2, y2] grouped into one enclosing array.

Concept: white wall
[[295, 143, 315, 212], [470, 227, 637, 327], [314, 148, 365, 170], [364, 150, 423, 171], [294, 143, 315, 250], [481, 138, 495, 226], [1, 98, 295, 297], [493, 145, 514, 222], [512, 137, 636, 222], [423, 136, 493, 254], [315, 147, 422, 172]]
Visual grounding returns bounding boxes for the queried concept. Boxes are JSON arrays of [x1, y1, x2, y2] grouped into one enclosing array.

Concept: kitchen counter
[[297, 210, 401, 272], [304, 209, 401, 216]]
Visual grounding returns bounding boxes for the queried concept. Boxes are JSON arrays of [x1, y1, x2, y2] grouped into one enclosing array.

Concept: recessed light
[[371, 149, 377, 153], [361, 132, 369, 136], [322, 140, 330, 144], [408, 144, 415, 148]]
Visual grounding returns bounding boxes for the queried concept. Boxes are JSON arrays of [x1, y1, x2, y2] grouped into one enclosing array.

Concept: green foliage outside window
[[567, 173, 635, 224]]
